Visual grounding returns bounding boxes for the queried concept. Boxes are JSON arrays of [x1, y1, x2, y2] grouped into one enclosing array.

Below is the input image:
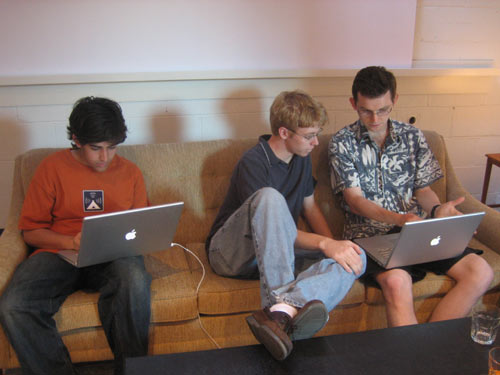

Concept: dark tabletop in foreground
[[126, 318, 494, 375]]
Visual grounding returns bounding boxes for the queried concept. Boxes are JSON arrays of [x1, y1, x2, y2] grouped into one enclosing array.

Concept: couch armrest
[[0, 227, 27, 294], [444, 144, 500, 254], [0, 157, 29, 295]]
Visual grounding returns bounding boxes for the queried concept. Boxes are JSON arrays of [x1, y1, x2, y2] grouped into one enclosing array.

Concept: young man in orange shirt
[[0, 97, 151, 375]]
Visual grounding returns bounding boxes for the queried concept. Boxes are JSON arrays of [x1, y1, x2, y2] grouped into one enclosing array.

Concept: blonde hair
[[270, 90, 328, 135]]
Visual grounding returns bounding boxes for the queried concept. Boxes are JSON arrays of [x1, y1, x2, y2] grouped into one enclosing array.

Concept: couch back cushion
[[117, 139, 256, 244], [17, 130, 446, 245]]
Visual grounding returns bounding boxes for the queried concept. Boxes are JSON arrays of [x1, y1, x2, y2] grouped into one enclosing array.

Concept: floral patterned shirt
[[328, 119, 443, 239]]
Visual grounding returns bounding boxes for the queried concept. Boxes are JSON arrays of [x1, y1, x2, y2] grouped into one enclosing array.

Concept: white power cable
[[171, 243, 221, 349]]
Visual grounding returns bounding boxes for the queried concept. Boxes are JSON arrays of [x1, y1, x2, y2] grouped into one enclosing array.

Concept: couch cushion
[[185, 242, 365, 315], [422, 130, 447, 203], [117, 140, 257, 245], [54, 246, 198, 332], [311, 134, 345, 239]]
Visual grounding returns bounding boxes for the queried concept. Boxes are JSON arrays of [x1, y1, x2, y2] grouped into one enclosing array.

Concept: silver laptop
[[354, 212, 485, 269], [58, 202, 184, 268]]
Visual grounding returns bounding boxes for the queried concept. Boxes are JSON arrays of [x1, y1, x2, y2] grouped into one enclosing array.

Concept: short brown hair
[[352, 66, 397, 104], [269, 90, 328, 135]]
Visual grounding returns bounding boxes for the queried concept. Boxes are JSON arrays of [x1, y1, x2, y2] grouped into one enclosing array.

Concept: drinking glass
[[489, 347, 500, 375], [471, 304, 500, 345]]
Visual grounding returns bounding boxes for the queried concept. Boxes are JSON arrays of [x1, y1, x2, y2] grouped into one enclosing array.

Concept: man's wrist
[[394, 212, 406, 226], [430, 204, 441, 218], [318, 236, 335, 253]]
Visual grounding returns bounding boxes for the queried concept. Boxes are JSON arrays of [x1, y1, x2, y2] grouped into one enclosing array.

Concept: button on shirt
[[328, 120, 443, 239]]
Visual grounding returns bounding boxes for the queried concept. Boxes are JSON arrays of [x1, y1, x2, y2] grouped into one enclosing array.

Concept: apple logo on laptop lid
[[430, 235, 441, 246], [125, 229, 137, 241]]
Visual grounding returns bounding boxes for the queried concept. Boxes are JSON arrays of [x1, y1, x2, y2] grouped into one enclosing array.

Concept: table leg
[[481, 159, 493, 204]]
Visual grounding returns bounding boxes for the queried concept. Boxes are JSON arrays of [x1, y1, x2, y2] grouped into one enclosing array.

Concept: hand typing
[[72, 232, 81, 251], [397, 213, 421, 226]]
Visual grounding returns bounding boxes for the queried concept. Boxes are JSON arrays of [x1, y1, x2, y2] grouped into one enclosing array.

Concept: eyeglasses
[[288, 128, 323, 141], [357, 106, 392, 118]]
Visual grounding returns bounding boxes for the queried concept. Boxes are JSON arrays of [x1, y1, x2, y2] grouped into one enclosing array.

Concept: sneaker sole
[[246, 315, 293, 360], [290, 302, 329, 341]]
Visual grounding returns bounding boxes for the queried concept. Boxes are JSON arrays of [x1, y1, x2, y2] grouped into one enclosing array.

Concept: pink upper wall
[[0, 0, 416, 76]]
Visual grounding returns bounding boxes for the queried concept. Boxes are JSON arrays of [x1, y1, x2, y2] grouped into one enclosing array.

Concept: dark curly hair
[[67, 96, 127, 149]]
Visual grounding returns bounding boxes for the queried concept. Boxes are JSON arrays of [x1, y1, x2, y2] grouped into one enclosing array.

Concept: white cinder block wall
[[1, 0, 500, 228], [412, 0, 500, 207]]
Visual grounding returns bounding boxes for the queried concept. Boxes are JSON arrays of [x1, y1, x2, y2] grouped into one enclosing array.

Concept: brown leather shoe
[[245, 307, 293, 360], [290, 300, 328, 341]]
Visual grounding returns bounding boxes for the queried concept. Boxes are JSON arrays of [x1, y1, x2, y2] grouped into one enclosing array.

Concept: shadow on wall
[[123, 108, 185, 146], [219, 88, 270, 140], [149, 109, 184, 144], [0, 117, 28, 160], [141, 88, 272, 145], [0, 116, 27, 229]]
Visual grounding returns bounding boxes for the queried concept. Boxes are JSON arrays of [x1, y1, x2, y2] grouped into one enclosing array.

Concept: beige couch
[[1, 130, 500, 370]]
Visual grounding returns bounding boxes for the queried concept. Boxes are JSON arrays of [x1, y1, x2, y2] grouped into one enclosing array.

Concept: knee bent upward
[[106, 257, 152, 295], [377, 269, 413, 296], [252, 187, 287, 208], [120, 266, 151, 294], [456, 254, 494, 290]]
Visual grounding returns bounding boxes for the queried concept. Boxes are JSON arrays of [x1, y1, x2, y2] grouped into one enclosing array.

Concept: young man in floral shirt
[[329, 66, 492, 327]]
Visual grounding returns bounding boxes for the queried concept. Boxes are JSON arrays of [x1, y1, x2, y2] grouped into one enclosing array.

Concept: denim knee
[[0, 285, 25, 338], [126, 268, 152, 296], [252, 187, 287, 209], [113, 257, 152, 296]]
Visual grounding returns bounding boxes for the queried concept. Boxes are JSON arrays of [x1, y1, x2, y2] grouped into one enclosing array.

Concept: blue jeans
[[0, 252, 152, 375], [209, 187, 366, 311]]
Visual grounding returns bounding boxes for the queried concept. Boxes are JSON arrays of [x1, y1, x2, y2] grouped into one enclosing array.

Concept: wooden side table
[[481, 153, 500, 208]]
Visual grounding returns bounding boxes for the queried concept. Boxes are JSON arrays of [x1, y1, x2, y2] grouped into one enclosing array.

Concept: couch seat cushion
[[54, 246, 198, 332], [186, 242, 365, 315]]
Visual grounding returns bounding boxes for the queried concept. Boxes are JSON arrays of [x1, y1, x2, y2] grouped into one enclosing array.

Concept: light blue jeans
[[208, 187, 366, 311]]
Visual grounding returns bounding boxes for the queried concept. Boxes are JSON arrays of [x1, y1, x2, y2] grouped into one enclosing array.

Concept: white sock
[[270, 303, 298, 318]]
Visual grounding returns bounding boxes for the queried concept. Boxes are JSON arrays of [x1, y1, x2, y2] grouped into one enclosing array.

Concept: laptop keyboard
[[377, 247, 393, 261]]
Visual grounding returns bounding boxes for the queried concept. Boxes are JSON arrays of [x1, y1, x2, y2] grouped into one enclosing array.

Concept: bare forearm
[[295, 229, 331, 251], [414, 186, 441, 214], [23, 229, 77, 251], [298, 195, 363, 276], [298, 199, 337, 251], [347, 194, 402, 225], [302, 202, 333, 238]]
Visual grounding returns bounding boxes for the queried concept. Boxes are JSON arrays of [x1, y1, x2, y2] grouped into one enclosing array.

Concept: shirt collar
[[259, 134, 284, 166], [355, 119, 399, 146]]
